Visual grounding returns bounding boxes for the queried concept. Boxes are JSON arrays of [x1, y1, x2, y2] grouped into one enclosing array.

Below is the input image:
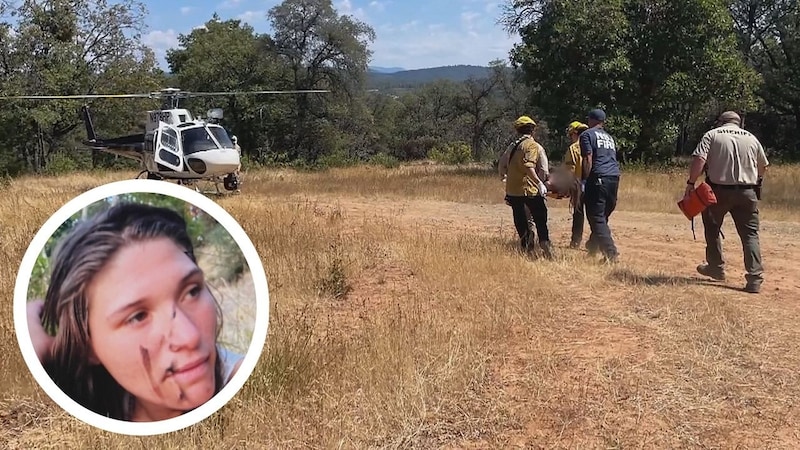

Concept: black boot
[[540, 240, 554, 260]]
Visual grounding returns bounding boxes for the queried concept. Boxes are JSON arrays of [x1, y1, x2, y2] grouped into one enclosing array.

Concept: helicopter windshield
[[181, 126, 221, 155], [208, 125, 234, 148]]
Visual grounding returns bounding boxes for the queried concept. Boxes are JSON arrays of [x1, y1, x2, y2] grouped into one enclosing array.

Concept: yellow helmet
[[514, 115, 536, 128], [566, 121, 588, 134]]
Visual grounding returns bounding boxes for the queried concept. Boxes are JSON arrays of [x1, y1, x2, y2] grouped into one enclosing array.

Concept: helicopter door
[[154, 123, 184, 172]]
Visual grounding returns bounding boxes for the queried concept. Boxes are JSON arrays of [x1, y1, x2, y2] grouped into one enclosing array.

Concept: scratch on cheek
[[163, 363, 186, 401], [140, 346, 162, 398], [168, 308, 176, 341], [174, 378, 186, 401]]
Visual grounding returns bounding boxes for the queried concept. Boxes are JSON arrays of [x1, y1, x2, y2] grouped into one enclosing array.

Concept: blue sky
[[142, 0, 521, 71]]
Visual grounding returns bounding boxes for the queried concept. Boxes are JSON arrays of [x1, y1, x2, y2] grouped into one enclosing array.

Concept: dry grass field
[[1, 163, 799, 449]]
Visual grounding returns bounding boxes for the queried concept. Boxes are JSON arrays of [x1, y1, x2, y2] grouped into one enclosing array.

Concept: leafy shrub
[[429, 141, 472, 165], [45, 152, 79, 175], [392, 136, 441, 161], [316, 149, 359, 168], [368, 152, 400, 168]]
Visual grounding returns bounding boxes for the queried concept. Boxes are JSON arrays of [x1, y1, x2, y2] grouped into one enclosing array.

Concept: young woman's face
[[85, 237, 219, 421]]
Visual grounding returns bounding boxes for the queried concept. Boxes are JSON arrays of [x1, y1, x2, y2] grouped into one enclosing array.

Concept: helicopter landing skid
[[132, 171, 241, 196], [135, 170, 164, 181], [177, 177, 241, 197]]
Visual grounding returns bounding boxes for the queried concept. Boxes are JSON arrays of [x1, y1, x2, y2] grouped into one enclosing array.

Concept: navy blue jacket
[[579, 127, 620, 178]]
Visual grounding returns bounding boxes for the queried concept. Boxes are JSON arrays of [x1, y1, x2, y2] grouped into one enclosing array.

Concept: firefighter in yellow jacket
[[564, 121, 589, 248], [499, 115, 554, 259]]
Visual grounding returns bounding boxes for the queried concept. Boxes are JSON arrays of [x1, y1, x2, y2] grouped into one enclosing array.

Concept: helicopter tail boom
[[80, 104, 144, 155]]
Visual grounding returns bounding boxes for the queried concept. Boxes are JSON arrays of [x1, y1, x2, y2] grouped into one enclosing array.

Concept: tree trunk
[[472, 121, 482, 161], [675, 107, 691, 156], [795, 106, 800, 158], [794, 106, 800, 130], [634, 124, 656, 162], [36, 124, 46, 173]]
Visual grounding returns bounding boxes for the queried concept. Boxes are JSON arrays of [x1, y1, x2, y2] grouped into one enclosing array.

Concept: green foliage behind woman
[[27, 193, 247, 301]]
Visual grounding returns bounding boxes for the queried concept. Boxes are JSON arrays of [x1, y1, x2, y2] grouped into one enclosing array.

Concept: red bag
[[678, 182, 717, 220]]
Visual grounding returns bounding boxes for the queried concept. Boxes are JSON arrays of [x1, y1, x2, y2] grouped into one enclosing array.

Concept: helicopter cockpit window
[[181, 126, 220, 155], [208, 125, 234, 148]]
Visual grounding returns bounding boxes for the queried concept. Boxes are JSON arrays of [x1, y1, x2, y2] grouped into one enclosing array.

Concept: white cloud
[[336, 0, 367, 20], [237, 10, 265, 23], [217, 0, 242, 9], [144, 29, 179, 50], [461, 11, 480, 28], [143, 29, 180, 69], [400, 20, 418, 31], [180, 6, 193, 15], [369, 0, 386, 11], [460, 11, 481, 37]]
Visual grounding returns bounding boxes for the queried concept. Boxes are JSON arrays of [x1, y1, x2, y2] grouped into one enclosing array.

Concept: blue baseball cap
[[588, 108, 606, 121]]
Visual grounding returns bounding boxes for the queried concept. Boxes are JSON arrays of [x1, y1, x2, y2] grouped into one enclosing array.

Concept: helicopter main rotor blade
[[0, 89, 332, 100], [0, 94, 153, 100], [182, 89, 331, 97]]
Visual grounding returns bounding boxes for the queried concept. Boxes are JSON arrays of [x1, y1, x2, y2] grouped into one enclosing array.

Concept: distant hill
[[162, 65, 493, 92], [368, 66, 406, 74], [367, 65, 492, 89]]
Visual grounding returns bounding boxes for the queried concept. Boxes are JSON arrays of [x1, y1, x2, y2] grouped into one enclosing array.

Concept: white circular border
[[13, 179, 270, 436]]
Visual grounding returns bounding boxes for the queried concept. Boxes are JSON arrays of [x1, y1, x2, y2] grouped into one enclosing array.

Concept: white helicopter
[[1, 87, 329, 194]]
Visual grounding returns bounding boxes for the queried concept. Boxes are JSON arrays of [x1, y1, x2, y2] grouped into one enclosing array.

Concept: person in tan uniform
[[564, 121, 589, 248], [231, 135, 243, 192], [498, 115, 554, 259], [685, 111, 769, 293], [231, 135, 242, 169]]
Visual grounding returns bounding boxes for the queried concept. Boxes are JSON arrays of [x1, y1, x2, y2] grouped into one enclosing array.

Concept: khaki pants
[[701, 187, 764, 284]]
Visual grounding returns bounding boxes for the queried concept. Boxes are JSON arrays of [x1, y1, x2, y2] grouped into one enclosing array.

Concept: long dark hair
[[39, 201, 224, 421]]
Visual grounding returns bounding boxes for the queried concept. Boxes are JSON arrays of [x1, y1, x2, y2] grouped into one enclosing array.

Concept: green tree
[[453, 60, 507, 161], [267, 0, 376, 163], [729, 0, 800, 158], [0, 0, 162, 174], [622, 0, 758, 159], [502, 0, 758, 162], [505, 0, 633, 155], [27, 192, 246, 300], [362, 90, 405, 157]]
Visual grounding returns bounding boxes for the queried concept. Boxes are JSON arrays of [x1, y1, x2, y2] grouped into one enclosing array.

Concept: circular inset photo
[[13, 180, 269, 436]]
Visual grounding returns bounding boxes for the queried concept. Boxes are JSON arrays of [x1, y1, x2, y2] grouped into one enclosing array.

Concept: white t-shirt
[[217, 346, 244, 384], [538, 147, 550, 181]]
